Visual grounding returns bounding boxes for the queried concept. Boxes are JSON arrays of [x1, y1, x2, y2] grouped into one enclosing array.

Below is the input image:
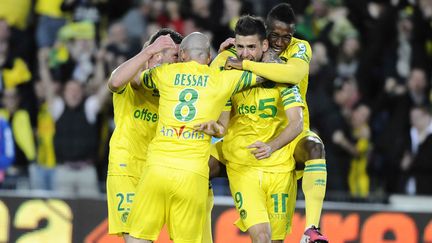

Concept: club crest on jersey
[[160, 125, 205, 140]]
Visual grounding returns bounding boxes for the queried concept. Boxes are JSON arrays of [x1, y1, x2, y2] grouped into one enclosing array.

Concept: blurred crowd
[[0, 0, 431, 201]]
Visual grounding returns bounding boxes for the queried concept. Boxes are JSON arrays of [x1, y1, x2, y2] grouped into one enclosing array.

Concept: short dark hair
[[266, 3, 296, 26], [149, 28, 183, 45], [235, 15, 267, 41]]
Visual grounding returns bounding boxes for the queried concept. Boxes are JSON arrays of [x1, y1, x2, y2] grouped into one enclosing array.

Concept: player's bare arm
[[249, 106, 303, 160], [108, 34, 175, 92]]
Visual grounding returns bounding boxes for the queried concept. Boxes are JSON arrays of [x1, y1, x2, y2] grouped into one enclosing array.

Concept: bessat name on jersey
[[173, 73, 209, 87], [133, 108, 158, 122]]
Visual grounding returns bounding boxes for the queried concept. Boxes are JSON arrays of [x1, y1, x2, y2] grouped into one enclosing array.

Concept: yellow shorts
[[129, 165, 208, 243], [203, 188, 214, 243], [106, 175, 139, 235], [227, 165, 297, 240], [210, 140, 226, 165]]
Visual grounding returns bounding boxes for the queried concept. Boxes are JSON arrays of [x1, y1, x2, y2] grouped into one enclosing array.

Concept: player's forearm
[[243, 59, 307, 85], [108, 49, 152, 92], [268, 118, 303, 152]]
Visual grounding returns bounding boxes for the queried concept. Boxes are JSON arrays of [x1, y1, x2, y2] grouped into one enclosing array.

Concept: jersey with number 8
[[140, 61, 257, 178]]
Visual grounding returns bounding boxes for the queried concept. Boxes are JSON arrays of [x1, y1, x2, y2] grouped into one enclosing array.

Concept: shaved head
[[179, 32, 210, 64]]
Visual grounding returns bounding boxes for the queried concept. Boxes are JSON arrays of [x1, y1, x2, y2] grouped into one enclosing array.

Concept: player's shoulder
[[280, 37, 312, 62], [211, 47, 237, 69]]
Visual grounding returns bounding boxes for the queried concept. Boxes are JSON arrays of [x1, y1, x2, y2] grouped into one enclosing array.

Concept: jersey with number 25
[[140, 60, 256, 178]]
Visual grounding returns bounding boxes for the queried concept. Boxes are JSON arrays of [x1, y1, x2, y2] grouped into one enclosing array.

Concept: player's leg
[[293, 132, 328, 242], [266, 170, 297, 243], [248, 223, 272, 243], [169, 170, 208, 243], [202, 186, 214, 243], [127, 238, 152, 243], [128, 166, 167, 242], [227, 165, 271, 243], [106, 174, 139, 240]]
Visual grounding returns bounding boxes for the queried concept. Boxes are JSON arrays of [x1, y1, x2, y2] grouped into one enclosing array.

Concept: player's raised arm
[[108, 34, 176, 92], [224, 43, 311, 85], [249, 85, 305, 160]]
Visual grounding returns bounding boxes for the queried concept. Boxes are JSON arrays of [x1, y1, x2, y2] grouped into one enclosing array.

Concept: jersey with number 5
[[140, 61, 256, 178], [222, 81, 304, 172]]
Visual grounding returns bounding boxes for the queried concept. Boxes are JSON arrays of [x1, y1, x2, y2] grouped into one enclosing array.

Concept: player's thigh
[[106, 175, 139, 235], [169, 171, 208, 243], [129, 166, 168, 240], [292, 131, 325, 167], [202, 188, 214, 243], [227, 166, 268, 231], [266, 171, 297, 239]]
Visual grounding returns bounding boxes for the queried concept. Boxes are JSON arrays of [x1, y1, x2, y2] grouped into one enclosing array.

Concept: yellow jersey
[[278, 37, 312, 130], [37, 103, 56, 168], [140, 60, 256, 178], [108, 83, 159, 178], [222, 82, 304, 172], [211, 47, 305, 171]]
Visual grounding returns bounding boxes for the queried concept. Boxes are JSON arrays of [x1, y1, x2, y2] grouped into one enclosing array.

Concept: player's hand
[[146, 34, 176, 56], [218, 37, 235, 53], [194, 120, 225, 137], [224, 57, 243, 70], [248, 141, 273, 160]]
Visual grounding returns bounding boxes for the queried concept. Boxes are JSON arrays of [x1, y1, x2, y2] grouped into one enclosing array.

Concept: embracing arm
[[108, 35, 175, 92], [249, 107, 303, 160]]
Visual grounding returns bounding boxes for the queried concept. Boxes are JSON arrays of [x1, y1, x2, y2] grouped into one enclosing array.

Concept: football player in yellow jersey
[[106, 29, 182, 241], [211, 16, 305, 243], [224, 4, 329, 243], [125, 32, 298, 243]]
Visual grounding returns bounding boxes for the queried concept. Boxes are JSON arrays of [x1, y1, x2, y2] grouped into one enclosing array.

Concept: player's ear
[[262, 39, 269, 52], [179, 49, 186, 62]]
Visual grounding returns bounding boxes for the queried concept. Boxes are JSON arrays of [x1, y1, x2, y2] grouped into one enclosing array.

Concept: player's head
[[179, 32, 211, 64], [148, 28, 183, 66], [266, 3, 296, 55], [234, 15, 268, 61]]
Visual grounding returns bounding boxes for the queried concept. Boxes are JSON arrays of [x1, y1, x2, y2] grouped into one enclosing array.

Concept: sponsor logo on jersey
[[133, 108, 158, 122], [160, 125, 205, 140]]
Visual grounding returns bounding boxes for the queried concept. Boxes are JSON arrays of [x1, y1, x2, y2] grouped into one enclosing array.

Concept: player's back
[[142, 60, 253, 178]]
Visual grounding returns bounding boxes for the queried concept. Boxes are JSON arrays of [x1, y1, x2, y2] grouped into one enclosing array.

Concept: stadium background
[[0, 0, 431, 242]]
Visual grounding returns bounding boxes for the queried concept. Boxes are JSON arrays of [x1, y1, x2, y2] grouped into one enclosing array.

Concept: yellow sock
[[302, 159, 327, 229]]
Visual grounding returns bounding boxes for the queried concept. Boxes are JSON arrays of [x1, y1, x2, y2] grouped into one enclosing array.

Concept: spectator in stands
[[374, 68, 430, 193], [0, 0, 33, 63], [0, 88, 36, 189], [50, 22, 97, 84], [400, 105, 432, 195], [0, 23, 32, 92], [348, 103, 371, 198], [35, 0, 67, 49], [39, 46, 109, 196], [322, 76, 360, 192], [412, 0, 432, 78], [336, 36, 360, 78], [103, 22, 141, 73]]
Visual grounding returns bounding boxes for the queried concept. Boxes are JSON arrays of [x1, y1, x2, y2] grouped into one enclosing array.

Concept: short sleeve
[[223, 98, 232, 112], [210, 48, 237, 70], [140, 65, 166, 90], [289, 41, 312, 64], [279, 85, 305, 110], [221, 70, 257, 96]]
